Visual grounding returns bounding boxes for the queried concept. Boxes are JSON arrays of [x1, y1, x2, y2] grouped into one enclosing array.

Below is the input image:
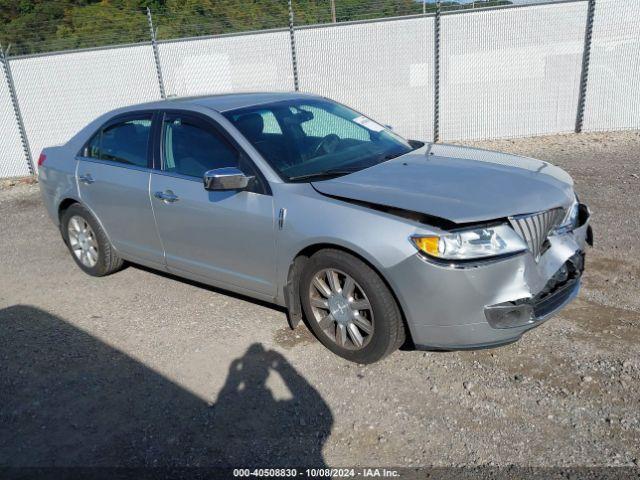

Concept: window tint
[[163, 116, 239, 178], [85, 118, 151, 168]]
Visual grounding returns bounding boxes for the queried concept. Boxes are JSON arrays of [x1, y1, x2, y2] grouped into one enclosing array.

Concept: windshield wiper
[[287, 169, 358, 182]]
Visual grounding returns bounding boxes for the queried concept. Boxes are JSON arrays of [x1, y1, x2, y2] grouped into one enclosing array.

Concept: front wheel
[[299, 249, 405, 364]]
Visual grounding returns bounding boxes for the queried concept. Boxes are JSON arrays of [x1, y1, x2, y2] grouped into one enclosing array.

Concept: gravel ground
[[0, 131, 639, 469]]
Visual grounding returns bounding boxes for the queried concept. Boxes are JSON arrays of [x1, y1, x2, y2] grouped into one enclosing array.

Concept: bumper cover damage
[[484, 252, 584, 329], [391, 205, 592, 350]]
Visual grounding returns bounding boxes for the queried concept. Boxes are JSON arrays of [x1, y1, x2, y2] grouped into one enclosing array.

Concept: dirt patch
[[12, 194, 42, 210], [584, 257, 640, 291], [273, 324, 317, 349], [0, 176, 37, 190], [562, 299, 640, 343]]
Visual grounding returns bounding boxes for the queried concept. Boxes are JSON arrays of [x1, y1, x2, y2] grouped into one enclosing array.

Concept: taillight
[[37, 152, 46, 167]]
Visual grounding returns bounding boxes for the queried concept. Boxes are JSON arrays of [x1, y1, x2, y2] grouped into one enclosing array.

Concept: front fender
[[273, 184, 434, 306]]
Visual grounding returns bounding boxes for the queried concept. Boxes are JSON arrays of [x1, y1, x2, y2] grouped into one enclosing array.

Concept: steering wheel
[[254, 140, 295, 169], [312, 134, 341, 158]]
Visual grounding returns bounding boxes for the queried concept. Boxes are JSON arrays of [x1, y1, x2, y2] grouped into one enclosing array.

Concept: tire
[[299, 249, 405, 364], [61, 203, 124, 277]]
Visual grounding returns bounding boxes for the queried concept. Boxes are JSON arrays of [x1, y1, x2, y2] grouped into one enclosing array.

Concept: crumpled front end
[[386, 204, 592, 350]]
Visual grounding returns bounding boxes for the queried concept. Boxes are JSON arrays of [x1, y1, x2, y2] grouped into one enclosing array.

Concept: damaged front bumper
[[484, 252, 584, 329], [386, 206, 592, 350]]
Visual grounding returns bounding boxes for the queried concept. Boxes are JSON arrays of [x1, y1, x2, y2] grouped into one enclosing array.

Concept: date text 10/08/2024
[[233, 468, 401, 478]]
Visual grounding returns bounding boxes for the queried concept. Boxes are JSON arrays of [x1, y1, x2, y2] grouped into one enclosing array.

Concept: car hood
[[311, 143, 575, 225]]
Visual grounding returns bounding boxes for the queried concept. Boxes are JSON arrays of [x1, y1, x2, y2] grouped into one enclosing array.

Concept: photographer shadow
[[0, 305, 332, 467], [211, 343, 332, 466]]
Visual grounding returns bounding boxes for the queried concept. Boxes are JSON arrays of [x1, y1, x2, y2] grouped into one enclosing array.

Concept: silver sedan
[[38, 92, 592, 363]]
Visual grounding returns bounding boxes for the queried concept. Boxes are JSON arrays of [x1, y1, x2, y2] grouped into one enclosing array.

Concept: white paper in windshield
[[353, 115, 385, 132]]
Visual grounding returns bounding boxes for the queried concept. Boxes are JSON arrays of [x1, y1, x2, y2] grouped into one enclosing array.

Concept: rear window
[[84, 116, 152, 168]]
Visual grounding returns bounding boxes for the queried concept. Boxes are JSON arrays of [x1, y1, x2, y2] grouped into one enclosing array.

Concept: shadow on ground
[[0, 305, 332, 466]]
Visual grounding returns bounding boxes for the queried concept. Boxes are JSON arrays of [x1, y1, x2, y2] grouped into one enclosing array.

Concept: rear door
[[77, 112, 164, 267], [149, 111, 277, 297]]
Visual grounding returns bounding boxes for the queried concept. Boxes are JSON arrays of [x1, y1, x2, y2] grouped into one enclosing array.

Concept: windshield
[[223, 98, 417, 182]]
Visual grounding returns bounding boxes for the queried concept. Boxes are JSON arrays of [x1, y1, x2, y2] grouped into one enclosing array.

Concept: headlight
[[555, 197, 580, 234], [412, 224, 527, 261]]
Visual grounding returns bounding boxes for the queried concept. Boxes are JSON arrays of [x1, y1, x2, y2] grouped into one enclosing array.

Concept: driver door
[[149, 111, 277, 297]]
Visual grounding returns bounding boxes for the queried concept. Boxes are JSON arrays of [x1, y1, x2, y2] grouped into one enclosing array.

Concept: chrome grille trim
[[509, 208, 565, 261]]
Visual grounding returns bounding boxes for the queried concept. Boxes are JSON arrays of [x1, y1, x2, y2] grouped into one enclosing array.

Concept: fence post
[[288, 0, 300, 91], [433, 1, 441, 143], [0, 44, 34, 176], [575, 0, 596, 133], [147, 7, 167, 100]]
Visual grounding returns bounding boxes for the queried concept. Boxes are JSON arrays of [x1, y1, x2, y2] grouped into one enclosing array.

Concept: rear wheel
[[61, 203, 124, 277], [300, 249, 405, 364]]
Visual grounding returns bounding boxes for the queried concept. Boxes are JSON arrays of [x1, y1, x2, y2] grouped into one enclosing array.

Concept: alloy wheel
[[308, 268, 374, 350], [67, 215, 99, 268]]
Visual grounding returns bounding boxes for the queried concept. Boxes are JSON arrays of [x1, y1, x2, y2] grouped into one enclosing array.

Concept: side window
[[84, 117, 151, 168], [297, 105, 369, 141], [163, 116, 239, 178]]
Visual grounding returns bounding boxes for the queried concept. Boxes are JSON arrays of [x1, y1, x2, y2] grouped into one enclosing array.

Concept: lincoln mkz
[[39, 93, 592, 363]]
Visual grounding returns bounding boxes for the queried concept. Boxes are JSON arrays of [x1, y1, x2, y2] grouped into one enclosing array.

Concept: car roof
[[65, 92, 328, 152], [119, 91, 324, 115], [181, 92, 323, 112]]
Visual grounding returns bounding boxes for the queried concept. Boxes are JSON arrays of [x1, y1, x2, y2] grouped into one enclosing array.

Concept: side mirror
[[203, 167, 254, 191]]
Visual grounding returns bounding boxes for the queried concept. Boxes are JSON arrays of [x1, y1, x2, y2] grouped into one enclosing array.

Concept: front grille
[[509, 208, 565, 261]]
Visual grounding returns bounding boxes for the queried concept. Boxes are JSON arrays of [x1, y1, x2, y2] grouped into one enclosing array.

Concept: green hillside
[[0, 0, 511, 55]]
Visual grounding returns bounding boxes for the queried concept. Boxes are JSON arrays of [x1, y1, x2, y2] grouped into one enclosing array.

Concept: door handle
[[79, 173, 94, 185], [154, 190, 179, 203]]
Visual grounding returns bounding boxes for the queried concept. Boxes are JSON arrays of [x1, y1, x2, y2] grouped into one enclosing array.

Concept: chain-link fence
[[297, 16, 435, 140], [0, 49, 29, 178], [158, 31, 296, 98], [1, 0, 639, 178], [583, 0, 640, 132], [440, 1, 588, 140]]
